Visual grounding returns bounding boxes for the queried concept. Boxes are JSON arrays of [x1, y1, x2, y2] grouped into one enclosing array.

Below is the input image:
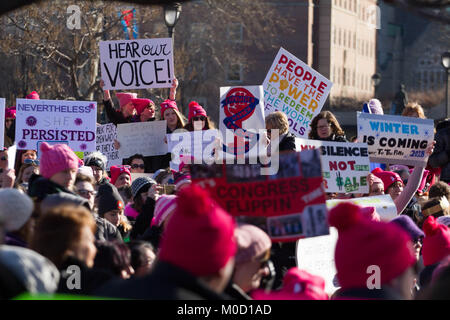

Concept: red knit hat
[[39, 142, 82, 179], [26, 91, 40, 100], [5, 106, 16, 119], [422, 216, 450, 266], [131, 98, 154, 115], [160, 99, 178, 119], [328, 202, 416, 289], [188, 101, 207, 122], [116, 92, 137, 108], [159, 184, 236, 276], [371, 168, 403, 190], [109, 165, 131, 186], [252, 268, 329, 300]]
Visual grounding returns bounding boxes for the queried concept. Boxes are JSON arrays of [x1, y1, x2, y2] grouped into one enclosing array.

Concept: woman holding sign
[[309, 111, 347, 142], [100, 80, 138, 125]]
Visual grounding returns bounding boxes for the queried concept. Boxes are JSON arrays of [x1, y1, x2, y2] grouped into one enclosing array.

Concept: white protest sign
[[263, 47, 333, 138], [357, 112, 434, 166], [326, 194, 397, 221], [130, 173, 154, 181], [85, 123, 121, 169], [167, 129, 220, 171], [296, 227, 339, 296], [15, 99, 97, 152], [100, 38, 174, 90], [219, 86, 265, 160], [295, 138, 370, 193], [0, 98, 5, 149], [117, 120, 168, 159], [7, 144, 16, 170]]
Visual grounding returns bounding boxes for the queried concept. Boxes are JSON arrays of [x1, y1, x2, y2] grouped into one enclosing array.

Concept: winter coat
[[319, 133, 347, 143], [270, 242, 297, 290], [94, 260, 230, 300], [4, 233, 27, 248], [103, 99, 134, 125], [278, 133, 297, 152], [428, 123, 450, 183], [28, 174, 76, 202], [94, 217, 123, 242], [130, 197, 156, 240], [332, 287, 404, 300]]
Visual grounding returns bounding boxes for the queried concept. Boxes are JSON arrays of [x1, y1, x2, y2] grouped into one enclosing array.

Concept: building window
[[227, 23, 243, 43], [227, 63, 243, 82]]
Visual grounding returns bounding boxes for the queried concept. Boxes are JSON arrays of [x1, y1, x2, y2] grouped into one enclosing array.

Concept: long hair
[[308, 111, 345, 139], [162, 108, 186, 130], [183, 116, 215, 131]]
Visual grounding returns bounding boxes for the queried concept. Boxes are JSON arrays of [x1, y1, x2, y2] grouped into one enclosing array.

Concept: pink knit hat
[[328, 202, 416, 289], [151, 194, 177, 227], [422, 216, 450, 267], [160, 99, 178, 119], [109, 165, 131, 186], [39, 142, 82, 179], [159, 184, 236, 276], [26, 91, 40, 100], [5, 106, 16, 119], [188, 101, 207, 122], [234, 223, 271, 265], [116, 92, 137, 108], [131, 98, 154, 115], [252, 268, 329, 300], [372, 168, 404, 190]]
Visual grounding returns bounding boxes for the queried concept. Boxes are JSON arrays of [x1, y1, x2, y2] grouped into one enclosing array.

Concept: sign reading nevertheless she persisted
[[263, 47, 333, 138], [100, 38, 174, 90], [15, 99, 97, 152], [357, 112, 435, 166], [295, 138, 370, 194]]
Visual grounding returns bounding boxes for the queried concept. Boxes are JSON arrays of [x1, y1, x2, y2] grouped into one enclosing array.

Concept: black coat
[[28, 174, 77, 202], [130, 198, 156, 240], [428, 123, 450, 183], [278, 133, 296, 152], [103, 99, 132, 125], [95, 260, 230, 300]]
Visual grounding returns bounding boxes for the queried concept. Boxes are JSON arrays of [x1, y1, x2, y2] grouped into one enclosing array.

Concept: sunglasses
[[24, 158, 39, 165], [131, 164, 145, 169], [193, 116, 206, 121]]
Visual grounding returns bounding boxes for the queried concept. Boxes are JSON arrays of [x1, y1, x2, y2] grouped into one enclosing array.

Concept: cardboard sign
[[326, 194, 397, 221], [100, 38, 174, 90], [117, 120, 168, 159], [7, 144, 16, 170], [295, 138, 370, 194], [357, 112, 435, 166], [84, 123, 121, 169], [191, 150, 329, 242], [166, 129, 220, 171], [0, 98, 5, 149], [15, 99, 97, 152], [296, 227, 339, 296], [262, 48, 333, 138], [219, 86, 266, 160]]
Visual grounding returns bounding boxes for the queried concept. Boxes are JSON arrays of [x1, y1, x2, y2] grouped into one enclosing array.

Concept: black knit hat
[[97, 183, 124, 216]]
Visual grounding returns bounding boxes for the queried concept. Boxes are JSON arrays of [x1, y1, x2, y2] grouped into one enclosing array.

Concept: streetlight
[[164, 2, 182, 39], [371, 73, 381, 97], [441, 51, 450, 119]]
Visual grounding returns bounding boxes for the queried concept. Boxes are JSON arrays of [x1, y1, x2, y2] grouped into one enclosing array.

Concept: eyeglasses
[[78, 189, 97, 197], [317, 124, 331, 129], [257, 250, 271, 269], [24, 159, 40, 165], [193, 116, 206, 121], [131, 164, 145, 169]]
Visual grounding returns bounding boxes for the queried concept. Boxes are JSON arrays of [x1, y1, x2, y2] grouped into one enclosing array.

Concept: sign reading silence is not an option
[[100, 38, 174, 90]]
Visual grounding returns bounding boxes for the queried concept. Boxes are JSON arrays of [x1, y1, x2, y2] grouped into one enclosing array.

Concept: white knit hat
[[0, 189, 34, 232]]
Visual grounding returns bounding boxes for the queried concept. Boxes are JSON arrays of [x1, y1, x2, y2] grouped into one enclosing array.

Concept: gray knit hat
[[131, 177, 156, 199]]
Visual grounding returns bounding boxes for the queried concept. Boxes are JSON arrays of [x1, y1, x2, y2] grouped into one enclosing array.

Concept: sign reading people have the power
[[263, 47, 333, 138], [15, 99, 97, 152], [357, 112, 435, 166], [100, 38, 174, 90]]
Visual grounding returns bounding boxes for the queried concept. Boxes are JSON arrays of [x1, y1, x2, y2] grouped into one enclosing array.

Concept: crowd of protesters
[[0, 87, 449, 301]]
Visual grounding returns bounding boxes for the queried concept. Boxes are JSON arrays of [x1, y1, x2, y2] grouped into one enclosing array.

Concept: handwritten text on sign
[[295, 138, 370, 194], [262, 48, 333, 137], [85, 123, 121, 169], [191, 150, 329, 242], [100, 38, 174, 90], [117, 120, 168, 159], [15, 99, 97, 152], [357, 112, 434, 166]]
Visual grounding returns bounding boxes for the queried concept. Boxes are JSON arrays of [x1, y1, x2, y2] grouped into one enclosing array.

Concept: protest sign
[[117, 120, 168, 159], [166, 129, 220, 171], [0, 98, 5, 149], [84, 123, 121, 169], [15, 99, 97, 152], [296, 227, 339, 295], [262, 48, 333, 138], [218, 86, 265, 160], [100, 38, 174, 90], [326, 194, 397, 221], [295, 138, 370, 193], [357, 112, 434, 166], [7, 144, 16, 170], [191, 149, 329, 242], [130, 172, 154, 181]]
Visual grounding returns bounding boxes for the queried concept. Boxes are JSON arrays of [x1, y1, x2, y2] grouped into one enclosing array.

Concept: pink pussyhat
[[5, 106, 16, 119], [39, 142, 82, 179], [26, 91, 40, 100], [188, 101, 207, 122], [116, 92, 137, 108]]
